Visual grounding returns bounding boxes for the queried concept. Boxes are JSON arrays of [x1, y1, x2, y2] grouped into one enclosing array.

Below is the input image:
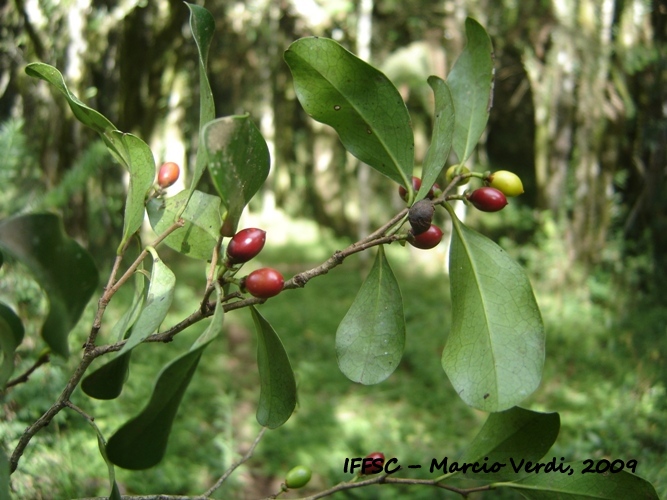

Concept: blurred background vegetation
[[0, 0, 666, 498]]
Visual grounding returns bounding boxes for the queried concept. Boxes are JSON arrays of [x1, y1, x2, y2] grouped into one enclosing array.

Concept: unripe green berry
[[285, 465, 312, 489], [486, 170, 524, 197], [445, 165, 470, 186]]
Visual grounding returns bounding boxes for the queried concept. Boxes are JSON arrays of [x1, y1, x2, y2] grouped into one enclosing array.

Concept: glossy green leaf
[[0, 214, 98, 357], [146, 189, 221, 260], [446, 18, 494, 164], [82, 271, 145, 399], [82, 352, 133, 400], [285, 37, 414, 188], [117, 249, 175, 356], [455, 407, 560, 480], [202, 115, 270, 236], [416, 76, 454, 202], [106, 292, 224, 470], [24, 64, 156, 253], [250, 306, 297, 429], [106, 347, 204, 470], [336, 246, 405, 385], [442, 205, 544, 411], [0, 303, 25, 387], [110, 132, 157, 251], [506, 461, 659, 499], [184, 3, 216, 202]]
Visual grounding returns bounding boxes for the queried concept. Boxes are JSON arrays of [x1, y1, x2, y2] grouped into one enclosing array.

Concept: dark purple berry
[[227, 228, 266, 264]]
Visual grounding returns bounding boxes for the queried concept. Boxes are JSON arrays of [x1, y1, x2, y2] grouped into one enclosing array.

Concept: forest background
[[0, 0, 665, 498]]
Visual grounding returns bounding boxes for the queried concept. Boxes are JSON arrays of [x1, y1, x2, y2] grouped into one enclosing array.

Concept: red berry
[[244, 268, 284, 298], [467, 187, 508, 212], [157, 162, 180, 188], [227, 228, 266, 264], [362, 452, 385, 475], [398, 176, 421, 201], [409, 224, 443, 249], [399, 177, 439, 201]]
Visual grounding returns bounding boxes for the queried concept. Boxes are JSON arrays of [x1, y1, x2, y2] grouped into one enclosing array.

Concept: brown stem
[[8, 211, 407, 476], [288, 475, 495, 500], [9, 220, 184, 475], [203, 427, 268, 497], [9, 352, 97, 473], [4, 353, 50, 390]]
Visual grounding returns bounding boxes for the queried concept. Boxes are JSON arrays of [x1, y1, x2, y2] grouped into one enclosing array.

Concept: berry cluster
[[226, 227, 284, 299], [397, 169, 524, 250]]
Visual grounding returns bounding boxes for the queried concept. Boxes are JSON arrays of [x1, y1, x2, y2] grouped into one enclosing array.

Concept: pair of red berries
[[226, 228, 284, 299]]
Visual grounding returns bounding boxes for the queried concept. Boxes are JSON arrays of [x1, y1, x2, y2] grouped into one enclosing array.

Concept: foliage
[[0, 4, 660, 499]]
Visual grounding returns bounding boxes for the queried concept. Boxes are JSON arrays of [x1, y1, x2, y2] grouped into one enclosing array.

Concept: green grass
[[2, 217, 666, 499]]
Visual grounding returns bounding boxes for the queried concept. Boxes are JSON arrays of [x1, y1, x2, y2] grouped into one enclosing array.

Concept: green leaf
[[82, 352, 132, 400], [506, 461, 659, 499], [447, 18, 494, 164], [24, 64, 155, 253], [336, 246, 405, 385], [117, 249, 175, 356], [0, 303, 25, 387], [110, 132, 156, 251], [146, 189, 221, 260], [106, 347, 204, 470], [442, 205, 544, 411], [285, 37, 414, 187], [416, 76, 454, 202], [455, 407, 560, 480], [0, 214, 98, 357], [202, 115, 270, 236], [82, 271, 145, 399], [250, 306, 297, 429], [106, 292, 224, 470], [25, 63, 116, 135], [184, 3, 216, 201]]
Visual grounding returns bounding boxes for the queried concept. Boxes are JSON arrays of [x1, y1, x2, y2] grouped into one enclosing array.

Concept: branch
[[75, 496, 208, 500], [203, 427, 268, 497], [4, 352, 50, 390], [7, 209, 407, 475], [88, 220, 184, 349], [289, 474, 495, 499], [9, 352, 97, 473]]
